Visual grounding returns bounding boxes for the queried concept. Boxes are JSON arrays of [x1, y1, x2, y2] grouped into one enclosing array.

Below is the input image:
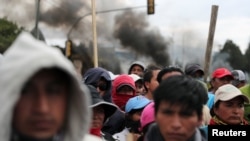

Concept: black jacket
[[145, 123, 207, 141]]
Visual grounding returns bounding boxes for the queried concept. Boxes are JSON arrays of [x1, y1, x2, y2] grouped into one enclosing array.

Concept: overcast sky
[[1, 0, 250, 54], [121, 0, 250, 54]]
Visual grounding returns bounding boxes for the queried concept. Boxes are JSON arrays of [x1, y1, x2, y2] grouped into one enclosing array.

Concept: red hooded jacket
[[112, 74, 136, 111]]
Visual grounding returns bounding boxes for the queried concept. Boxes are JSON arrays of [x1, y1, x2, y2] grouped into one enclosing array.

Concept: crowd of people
[[0, 31, 250, 141]]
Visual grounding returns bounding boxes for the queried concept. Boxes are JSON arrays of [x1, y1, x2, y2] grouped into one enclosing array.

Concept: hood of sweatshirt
[[0, 32, 92, 141], [112, 74, 136, 111]]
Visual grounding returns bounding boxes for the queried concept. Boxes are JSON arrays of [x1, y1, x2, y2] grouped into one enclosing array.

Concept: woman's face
[[214, 96, 245, 125], [91, 106, 105, 128]]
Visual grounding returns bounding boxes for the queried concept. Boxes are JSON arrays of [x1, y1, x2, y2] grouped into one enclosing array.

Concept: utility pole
[[204, 5, 219, 82], [35, 0, 41, 39], [91, 0, 98, 67], [31, 0, 45, 41]]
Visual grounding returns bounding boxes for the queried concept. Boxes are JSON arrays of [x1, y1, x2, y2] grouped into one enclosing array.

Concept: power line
[[67, 5, 147, 39]]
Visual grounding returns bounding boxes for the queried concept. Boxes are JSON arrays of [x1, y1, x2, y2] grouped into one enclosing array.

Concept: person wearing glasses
[[83, 67, 112, 102]]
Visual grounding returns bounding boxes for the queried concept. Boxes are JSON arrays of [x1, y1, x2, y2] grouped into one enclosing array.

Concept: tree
[[220, 40, 246, 71], [0, 18, 23, 53]]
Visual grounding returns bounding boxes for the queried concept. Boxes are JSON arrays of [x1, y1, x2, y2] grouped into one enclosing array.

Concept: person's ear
[[144, 81, 150, 89]]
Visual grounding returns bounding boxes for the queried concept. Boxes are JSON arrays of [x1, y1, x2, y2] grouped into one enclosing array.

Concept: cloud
[[215, 17, 250, 53]]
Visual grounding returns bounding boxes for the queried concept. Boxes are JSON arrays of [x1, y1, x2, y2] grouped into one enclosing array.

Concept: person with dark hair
[[184, 63, 214, 119], [157, 65, 184, 83], [145, 75, 208, 141], [210, 67, 234, 93], [143, 65, 162, 100], [0, 32, 101, 141], [184, 63, 204, 81], [113, 95, 151, 141], [209, 84, 249, 125], [129, 74, 145, 95], [157, 65, 211, 127]]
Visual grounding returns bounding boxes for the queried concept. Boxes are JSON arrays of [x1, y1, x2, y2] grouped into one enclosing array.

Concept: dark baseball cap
[[185, 64, 204, 76]]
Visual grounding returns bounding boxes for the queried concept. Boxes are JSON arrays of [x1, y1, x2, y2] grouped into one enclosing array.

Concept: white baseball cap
[[214, 84, 249, 104], [108, 71, 119, 81], [129, 74, 143, 82]]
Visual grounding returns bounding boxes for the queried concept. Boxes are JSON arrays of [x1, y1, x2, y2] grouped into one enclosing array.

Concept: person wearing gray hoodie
[[0, 32, 101, 141]]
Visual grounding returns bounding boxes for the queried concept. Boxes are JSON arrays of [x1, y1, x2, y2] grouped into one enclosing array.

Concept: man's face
[[130, 65, 144, 77], [13, 69, 68, 139], [211, 76, 232, 91], [145, 70, 160, 93], [155, 101, 202, 141]]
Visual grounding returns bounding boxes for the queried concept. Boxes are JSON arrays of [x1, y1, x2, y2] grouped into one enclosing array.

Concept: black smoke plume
[[40, 0, 90, 27], [113, 10, 170, 66]]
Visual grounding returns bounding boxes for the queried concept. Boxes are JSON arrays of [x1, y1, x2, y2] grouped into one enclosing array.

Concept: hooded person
[[128, 61, 145, 77], [83, 67, 112, 103], [0, 32, 101, 141], [86, 85, 117, 141], [112, 74, 137, 111], [83, 68, 125, 135], [102, 74, 137, 136]]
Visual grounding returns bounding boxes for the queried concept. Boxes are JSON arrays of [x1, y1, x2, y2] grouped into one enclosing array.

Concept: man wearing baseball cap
[[185, 63, 204, 80], [231, 69, 247, 88], [210, 67, 234, 93]]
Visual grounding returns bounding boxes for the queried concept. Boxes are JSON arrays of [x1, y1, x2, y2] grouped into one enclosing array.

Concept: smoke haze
[[0, 0, 211, 69], [113, 10, 170, 66]]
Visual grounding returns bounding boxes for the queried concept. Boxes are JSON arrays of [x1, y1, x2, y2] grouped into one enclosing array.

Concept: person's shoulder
[[146, 123, 164, 141], [113, 128, 129, 141], [199, 126, 208, 139], [240, 84, 250, 96], [103, 131, 116, 141], [82, 134, 102, 141]]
